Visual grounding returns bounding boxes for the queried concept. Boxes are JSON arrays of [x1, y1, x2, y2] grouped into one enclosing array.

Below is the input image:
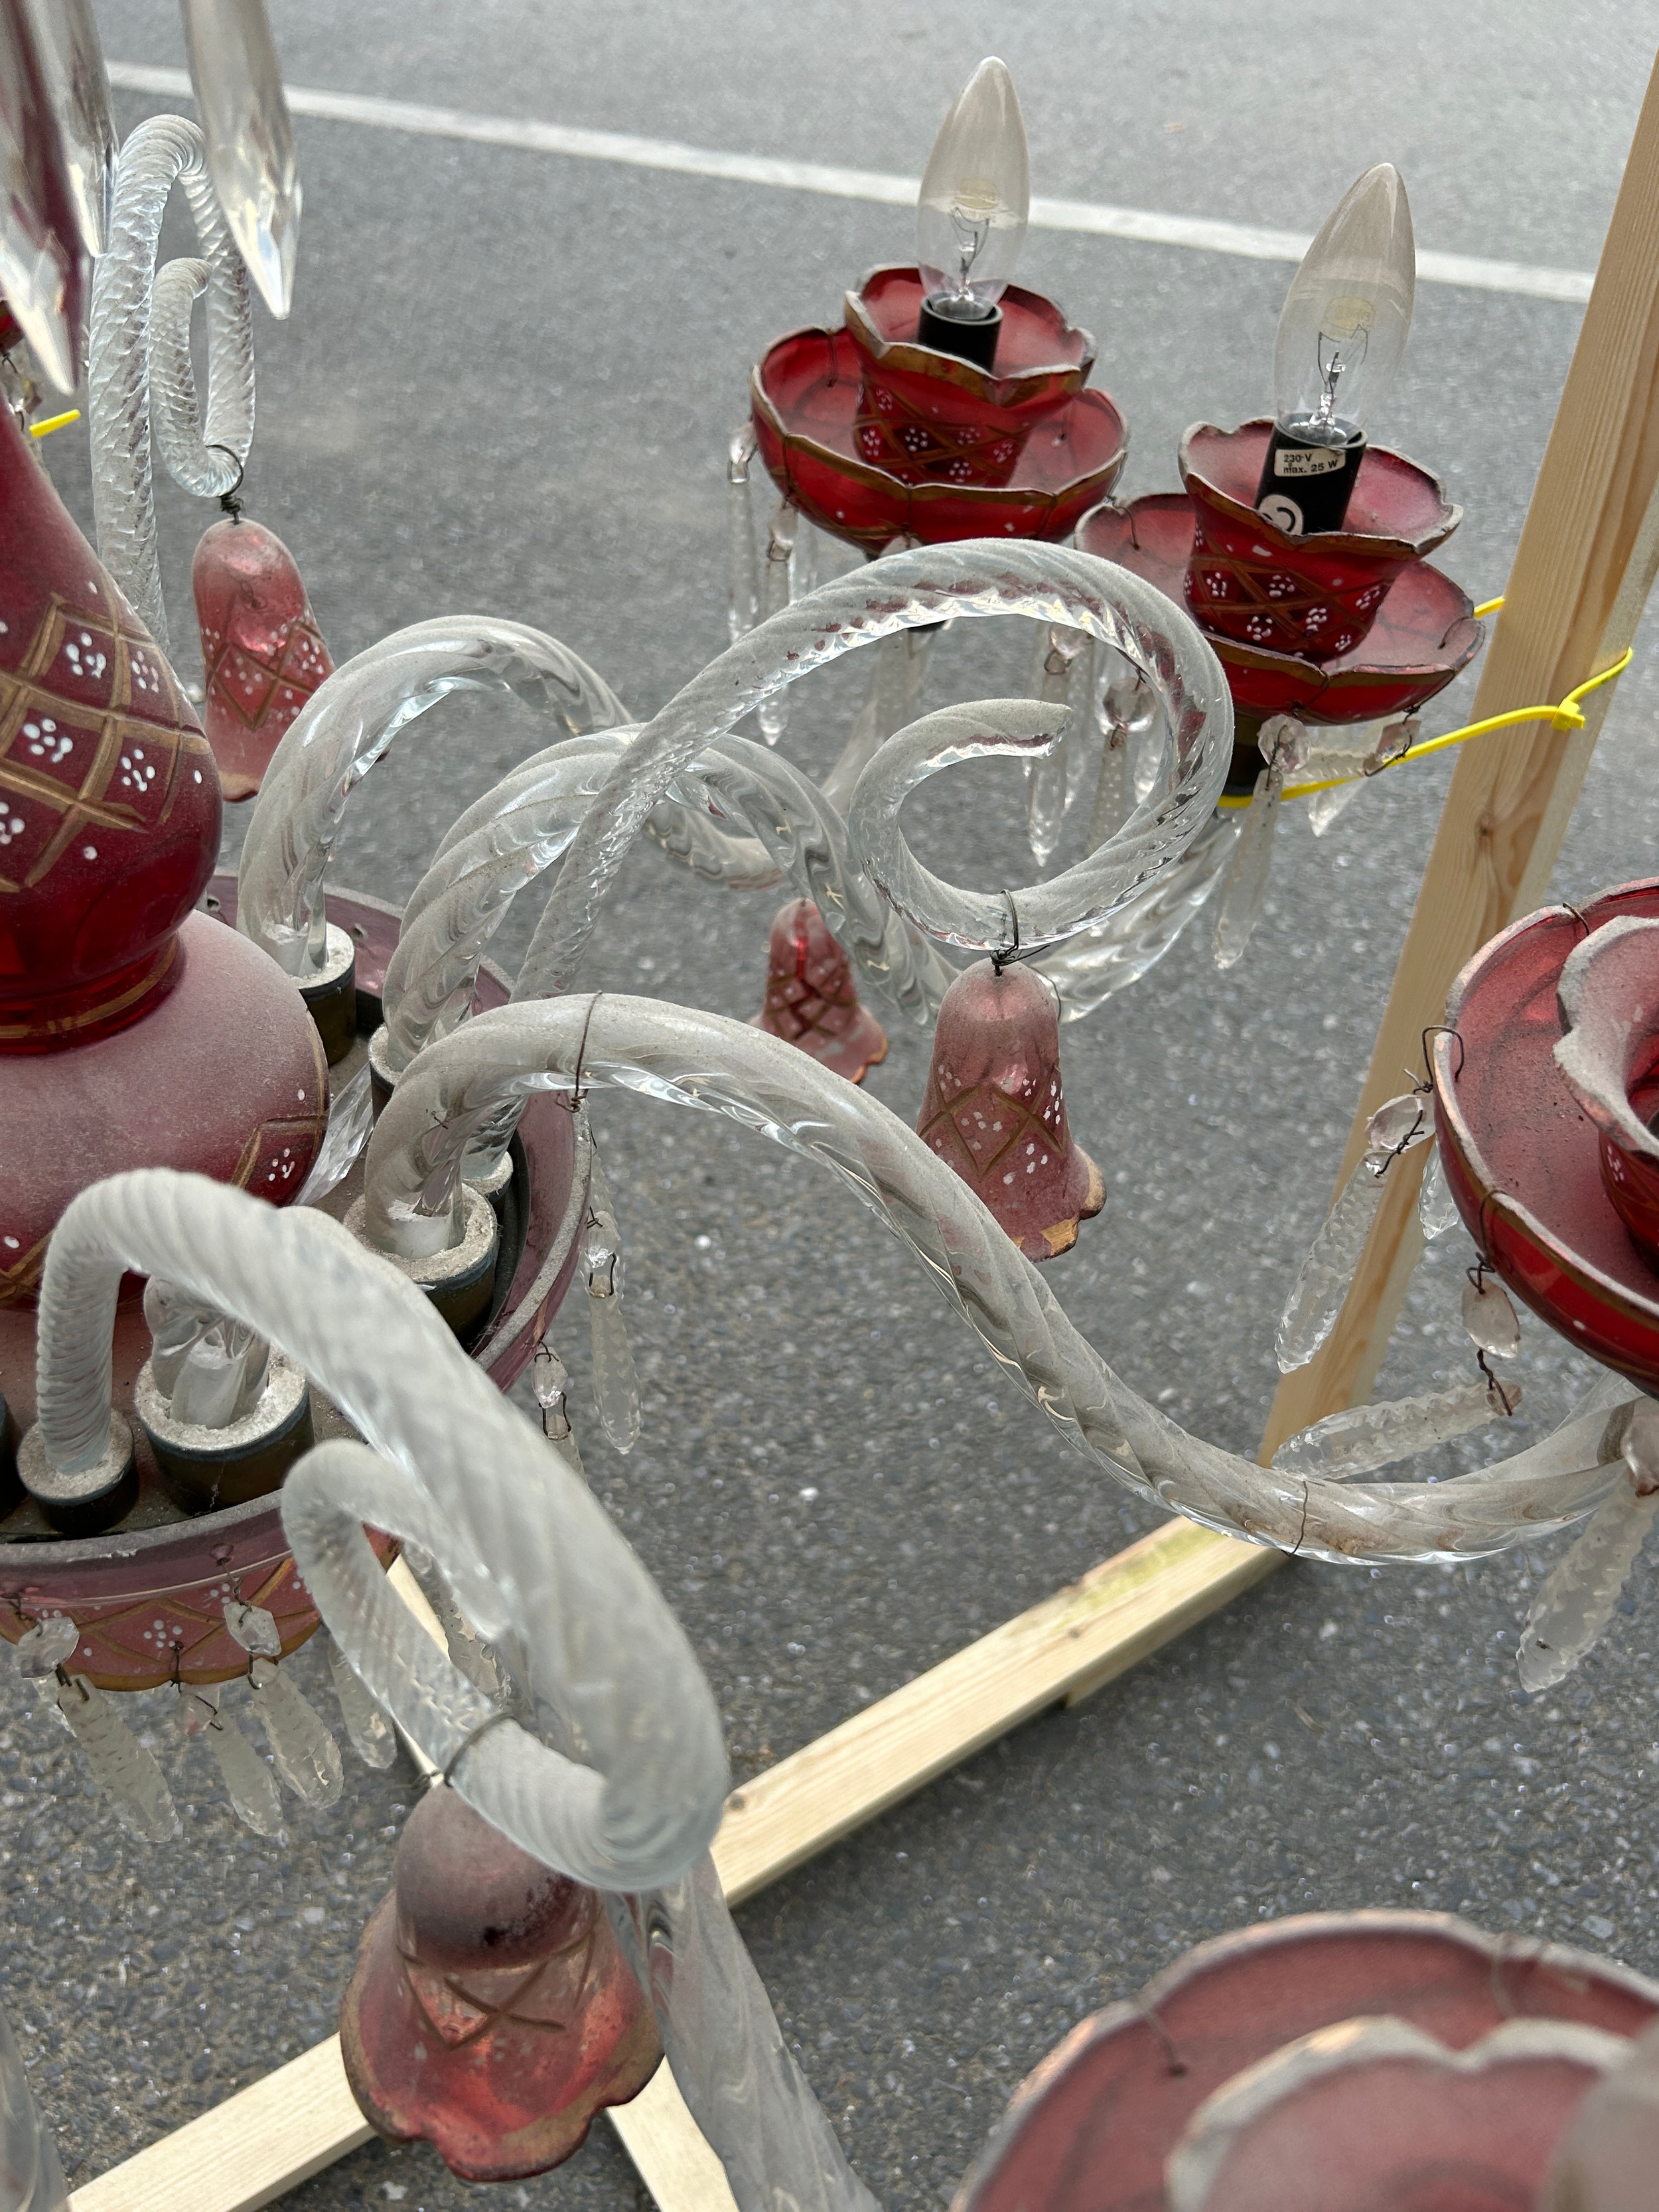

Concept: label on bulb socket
[[1254, 425, 1365, 536]]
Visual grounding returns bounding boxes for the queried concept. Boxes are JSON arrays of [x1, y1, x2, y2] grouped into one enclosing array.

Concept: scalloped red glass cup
[[840, 265, 1096, 490], [1179, 418, 1461, 663], [1078, 492, 1480, 733], [752, 323, 1126, 552], [0, 881, 581, 1690], [954, 1911, 1659, 2212], [1430, 877, 1659, 1396]]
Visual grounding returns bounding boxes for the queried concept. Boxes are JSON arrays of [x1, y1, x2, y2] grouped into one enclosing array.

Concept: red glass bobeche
[[751, 267, 1126, 551]]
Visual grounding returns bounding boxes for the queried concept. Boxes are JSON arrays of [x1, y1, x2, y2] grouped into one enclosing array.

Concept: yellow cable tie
[[1473, 596, 1505, 618], [1219, 645, 1635, 810], [27, 408, 80, 439]]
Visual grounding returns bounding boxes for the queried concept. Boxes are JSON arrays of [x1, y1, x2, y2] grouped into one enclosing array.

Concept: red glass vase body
[[341, 1784, 660, 2182], [1180, 419, 1461, 662], [193, 516, 334, 802]]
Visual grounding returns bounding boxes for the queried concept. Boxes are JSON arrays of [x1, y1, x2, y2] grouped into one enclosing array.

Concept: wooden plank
[[1262, 45, 1659, 1459], [68, 1519, 1273, 2211], [68, 2037, 372, 2212]]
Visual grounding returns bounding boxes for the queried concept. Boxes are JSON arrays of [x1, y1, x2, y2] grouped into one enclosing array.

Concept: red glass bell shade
[[1431, 877, 1659, 1394], [1078, 492, 1480, 731], [955, 1911, 1659, 2212], [750, 897, 888, 1083], [0, 399, 220, 1049], [917, 958, 1102, 1262], [340, 1785, 661, 2183], [1179, 419, 1461, 663], [751, 268, 1125, 551], [192, 516, 334, 802]]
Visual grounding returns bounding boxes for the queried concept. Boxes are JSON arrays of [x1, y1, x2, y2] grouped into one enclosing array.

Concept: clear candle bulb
[[916, 58, 1029, 312], [1272, 163, 1415, 445]]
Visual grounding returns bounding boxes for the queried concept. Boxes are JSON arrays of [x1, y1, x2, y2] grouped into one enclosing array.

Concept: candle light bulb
[[1256, 164, 1415, 536], [914, 58, 1029, 368]]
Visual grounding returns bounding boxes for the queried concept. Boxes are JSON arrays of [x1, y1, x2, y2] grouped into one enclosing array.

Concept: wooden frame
[[63, 45, 1659, 2212]]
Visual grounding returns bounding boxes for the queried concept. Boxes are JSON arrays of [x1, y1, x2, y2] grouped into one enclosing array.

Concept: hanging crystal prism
[[179, 0, 301, 317], [1461, 1272, 1521, 1358], [755, 500, 798, 744], [1025, 625, 1086, 868], [1518, 1469, 1659, 1692], [21, 0, 115, 258], [1213, 717, 1305, 968], [246, 1658, 342, 1806], [821, 617, 940, 813], [1418, 1145, 1459, 1240], [0, 2000, 68, 2212], [1064, 638, 1097, 811], [1273, 1372, 1522, 1480], [400, 1546, 508, 1702], [54, 1674, 180, 1841], [1275, 1093, 1434, 1371], [222, 1597, 282, 1659], [585, 1147, 642, 1453], [295, 1064, 374, 1207], [0, 0, 90, 392], [725, 426, 759, 644], [179, 1682, 284, 1836], [530, 1340, 587, 1481], [326, 1635, 396, 1769], [13, 1615, 80, 1678]]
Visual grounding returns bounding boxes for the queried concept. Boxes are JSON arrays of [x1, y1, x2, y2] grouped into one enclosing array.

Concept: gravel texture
[[8, 7, 1659, 2207]]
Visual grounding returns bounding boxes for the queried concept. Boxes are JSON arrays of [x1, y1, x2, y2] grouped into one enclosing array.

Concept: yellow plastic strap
[[27, 408, 80, 439]]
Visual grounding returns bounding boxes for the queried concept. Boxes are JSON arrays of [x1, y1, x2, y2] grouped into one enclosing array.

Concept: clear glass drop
[[222, 1597, 281, 1659], [1306, 775, 1367, 838], [0, 0, 89, 392], [21, 0, 115, 257], [1088, 727, 1130, 851], [179, 1684, 284, 1836], [1461, 1272, 1520, 1359], [1623, 1400, 1659, 1495], [1024, 625, 1085, 867], [821, 619, 940, 814], [1212, 765, 1281, 969], [55, 1675, 180, 1841], [1518, 1474, 1659, 1691], [13, 1617, 79, 1678], [585, 1153, 641, 1453], [1419, 1145, 1460, 1240], [1273, 1373, 1521, 1480], [326, 1636, 396, 1769], [295, 1064, 374, 1207], [0, 2000, 68, 2212], [1366, 1089, 1433, 1155], [755, 500, 798, 745], [247, 1658, 342, 1807], [401, 1550, 509, 1702], [916, 57, 1029, 309], [531, 1341, 573, 1441], [725, 426, 758, 644], [1275, 1152, 1388, 1371], [179, 0, 301, 317]]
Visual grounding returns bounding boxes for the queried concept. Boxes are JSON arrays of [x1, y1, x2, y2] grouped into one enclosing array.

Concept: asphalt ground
[[8, 5, 1659, 2207]]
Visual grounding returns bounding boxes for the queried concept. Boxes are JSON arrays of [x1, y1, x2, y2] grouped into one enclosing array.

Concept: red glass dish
[[1431, 877, 1659, 1394], [955, 1911, 1659, 2212], [752, 323, 1126, 552], [0, 879, 581, 1688], [1078, 492, 1480, 729]]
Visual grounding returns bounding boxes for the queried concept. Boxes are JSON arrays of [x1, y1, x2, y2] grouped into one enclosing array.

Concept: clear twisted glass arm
[[510, 544, 1234, 1005], [360, 995, 1631, 1566], [87, 113, 253, 651], [237, 619, 628, 978], [380, 725, 958, 1072], [30, 1169, 870, 2212]]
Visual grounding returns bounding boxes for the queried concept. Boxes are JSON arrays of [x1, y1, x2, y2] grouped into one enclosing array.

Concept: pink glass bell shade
[[192, 516, 334, 802], [749, 897, 888, 1083], [0, 396, 220, 1050], [1431, 877, 1659, 1394], [751, 268, 1125, 550], [917, 958, 1102, 1262], [954, 1911, 1659, 2212], [1179, 419, 1461, 664], [340, 1784, 661, 2183]]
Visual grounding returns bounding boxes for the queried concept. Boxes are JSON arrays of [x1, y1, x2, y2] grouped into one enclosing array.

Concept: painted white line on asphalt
[[108, 63, 1595, 306]]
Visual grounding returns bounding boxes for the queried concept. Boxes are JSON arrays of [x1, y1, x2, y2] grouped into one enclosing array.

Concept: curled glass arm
[[237, 619, 628, 978], [1032, 811, 1240, 1021], [511, 543, 1233, 1006], [87, 113, 253, 651], [360, 995, 1630, 1566], [381, 725, 958, 1072], [31, 1169, 869, 2212]]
